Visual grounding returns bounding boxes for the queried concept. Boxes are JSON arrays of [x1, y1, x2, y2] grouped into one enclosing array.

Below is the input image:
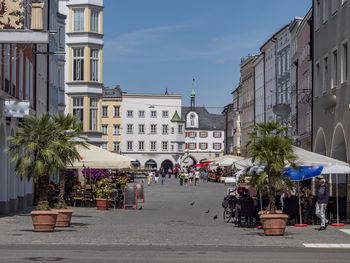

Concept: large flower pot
[[96, 198, 109, 210], [53, 209, 73, 227], [259, 213, 289, 236], [31, 210, 58, 232]]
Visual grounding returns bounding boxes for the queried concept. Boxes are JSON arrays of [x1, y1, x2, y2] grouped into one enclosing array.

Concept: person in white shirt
[[195, 170, 200, 186]]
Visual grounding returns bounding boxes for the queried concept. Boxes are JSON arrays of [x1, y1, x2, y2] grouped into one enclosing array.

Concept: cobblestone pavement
[[1, 178, 350, 248]]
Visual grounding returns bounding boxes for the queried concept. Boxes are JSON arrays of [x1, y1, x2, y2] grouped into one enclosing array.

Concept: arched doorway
[[314, 128, 327, 156], [131, 160, 141, 168], [161, 160, 173, 172], [182, 155, 197, 167], [330, 123, 348, 220], [145, 159, 157, 171]]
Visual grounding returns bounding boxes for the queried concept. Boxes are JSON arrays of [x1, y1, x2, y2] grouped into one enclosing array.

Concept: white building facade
[[120, 94, 185, 171], [254, 54, 265, 124]]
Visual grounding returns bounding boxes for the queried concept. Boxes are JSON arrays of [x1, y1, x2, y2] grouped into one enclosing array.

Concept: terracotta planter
[[53, 209, 73, 227], [259, 213, 289, 236], [31, 210, 58, 232], [96, 198, 109, 210]]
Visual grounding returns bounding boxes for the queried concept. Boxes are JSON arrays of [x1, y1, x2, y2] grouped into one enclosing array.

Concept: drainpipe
[[46, 0, 50, 113]]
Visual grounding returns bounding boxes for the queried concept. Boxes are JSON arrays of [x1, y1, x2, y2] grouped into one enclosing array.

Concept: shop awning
[[70, 143, 134, 169]]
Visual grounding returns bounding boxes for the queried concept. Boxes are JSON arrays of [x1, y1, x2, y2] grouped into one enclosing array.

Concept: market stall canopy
[[322, 164, 350, 174], [216, 156, 244, 167], [70, 143, 135, 169], [293, 147, 349, 167]]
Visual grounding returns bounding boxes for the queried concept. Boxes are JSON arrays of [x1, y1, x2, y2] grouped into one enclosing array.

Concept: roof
[[171, 110, 185, 122], [181, 106, 225, 131], [260, 24, 290, 51], [103, 86, 123, 98]]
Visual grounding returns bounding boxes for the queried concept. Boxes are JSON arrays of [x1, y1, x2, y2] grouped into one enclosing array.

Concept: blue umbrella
[[283, 165, 323, 226], [284, 166, 324, 181]]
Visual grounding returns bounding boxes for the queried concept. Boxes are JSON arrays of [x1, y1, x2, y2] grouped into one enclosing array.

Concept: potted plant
[[248, 122, 296, 236], [52, 115, 86, 227], [95, 178, 113, 210]]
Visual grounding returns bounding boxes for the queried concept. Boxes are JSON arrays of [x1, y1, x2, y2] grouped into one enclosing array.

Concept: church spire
[[191, 78, 196, 108]]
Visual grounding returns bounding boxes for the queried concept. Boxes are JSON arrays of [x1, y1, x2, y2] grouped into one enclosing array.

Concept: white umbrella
[[293, 147, 349, 167], [321, 164, 350, 226]]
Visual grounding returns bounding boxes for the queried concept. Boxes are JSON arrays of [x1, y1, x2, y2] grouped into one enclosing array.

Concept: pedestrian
[[189, 171, 194, 186], [179, 171, 185, 186], [174, 166, 179, 179], [161, 170, 166, 185], [315, 177, 329, 231], [195, 170, 200, 186], [154, 172, 159, 184], [147, 171, 153, 186], [184, 172, 189, 186], [168, 168, 172, 179]]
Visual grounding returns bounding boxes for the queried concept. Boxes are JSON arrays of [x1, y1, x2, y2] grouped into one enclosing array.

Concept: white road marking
[[303, 243, 350, 248], [339, 229, 350, 235]]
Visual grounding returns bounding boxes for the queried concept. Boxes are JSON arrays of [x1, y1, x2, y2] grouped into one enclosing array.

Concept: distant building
[[121, 93, 184, 171], [181, 90, 225, 165], [231, 89, 241, 156], [223, 104, 234, 154], [238, 55, 257, 157], [100, 86, 123, 153], [254, 54, 265, 124]]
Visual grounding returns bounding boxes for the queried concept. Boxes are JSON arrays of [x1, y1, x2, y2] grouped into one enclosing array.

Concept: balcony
[[0, 1, 48, 44]]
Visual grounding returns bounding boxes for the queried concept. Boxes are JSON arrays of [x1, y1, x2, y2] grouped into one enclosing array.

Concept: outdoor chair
[[73, 189, 85, 207]]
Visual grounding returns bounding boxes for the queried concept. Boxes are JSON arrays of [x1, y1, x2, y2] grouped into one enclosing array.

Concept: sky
[[103, 0, 311, 113]]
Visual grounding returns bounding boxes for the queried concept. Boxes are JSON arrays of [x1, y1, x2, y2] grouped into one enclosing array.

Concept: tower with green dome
[[191, 78, 196, 108]]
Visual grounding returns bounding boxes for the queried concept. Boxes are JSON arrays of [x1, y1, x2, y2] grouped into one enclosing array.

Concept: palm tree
[[53, 114, 87, 209], [248, 121, 296, 213], [8, 114, 63, 210], [8, 114, 86, 210]]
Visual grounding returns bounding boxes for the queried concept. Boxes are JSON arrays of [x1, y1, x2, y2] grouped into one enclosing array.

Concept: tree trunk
[[58, 171, 67, 208], [267, 172, 276, 214], [37, 174, 50, 210]]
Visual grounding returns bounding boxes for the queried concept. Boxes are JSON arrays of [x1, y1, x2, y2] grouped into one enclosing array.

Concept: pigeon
[[190, 202, 195, 206], [139, 207, 143, 210], [213, 215, 218, 220], [205, 210, 210, 214]]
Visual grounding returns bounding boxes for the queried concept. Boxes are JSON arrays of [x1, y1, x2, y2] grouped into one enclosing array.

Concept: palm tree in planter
[[8, 114, 84, 232], [248, 121, 296, 236], [52, 114, 87, 227]]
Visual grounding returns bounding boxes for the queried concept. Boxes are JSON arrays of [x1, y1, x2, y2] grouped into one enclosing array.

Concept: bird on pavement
[[213, 215, 218, 220], [190, 202, 195, 206], [205, 210, 210, 214]]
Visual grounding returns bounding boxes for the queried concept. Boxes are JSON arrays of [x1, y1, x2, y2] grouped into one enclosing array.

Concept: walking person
[[194, 170, 200, 186], [147, 171, 153, 186], [184, 172, 189, 187], [154, 172, 159, 184], [161, 170, 166, 185], [174, 166, 179, 179], [168, 168, 172, 179], [315, 177, 329, 231], [179, 171, 185, 186], [189, 171, 194, 186]]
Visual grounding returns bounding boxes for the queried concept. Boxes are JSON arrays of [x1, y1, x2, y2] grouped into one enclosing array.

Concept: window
[[213, 143, 222, 150], [213, 131, 222, 138], [102, 106, 108, 117], [316, 62, 320, 96], [127, 141, 133, 151], [150, 141, 157, 151], [188, 143, 196, 150], [113, 125, 120, 135], [90, 9, 99, 32], [59, 27, 64, 48], [315, 0, 320, 30], [101, 143, 107, 150], [150, 124, 157, 134], [102, 125, 108, 134], [178, 124, 183, 134], [73, 48, 84, 81], [178, 144, 183, 152], [72, 97, 84, 123], [199, 131, 208, 138], [199, 143, 208, 150], [171, 145, 174, 151], [322, 0, 328, 23], [89, 98, 98, 131], [127, 110, 133, 118], [90, 48, 99, 81], [11, 45, 16, 97], [127, 124, 133, 134], [323, 56, 328, 93], [73, 8, 84, 32], [162, 141, 168, 151], [189, 132, 196, 138], [151, 111, 157, 118], [114, 106, 120, 117], [18, 50, 23, 99], [139, 110, 145, 118], [113, 142, 120, 152], [162, 124, 169, 134], [162, 111, 169, 118], [341, 43, 348, 83], [139, 124, 145, 134], [331, 50, 338, 89], [190, 114, 195, 126], [138, 141, 144, 151], [171, 127, 175, 134]]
